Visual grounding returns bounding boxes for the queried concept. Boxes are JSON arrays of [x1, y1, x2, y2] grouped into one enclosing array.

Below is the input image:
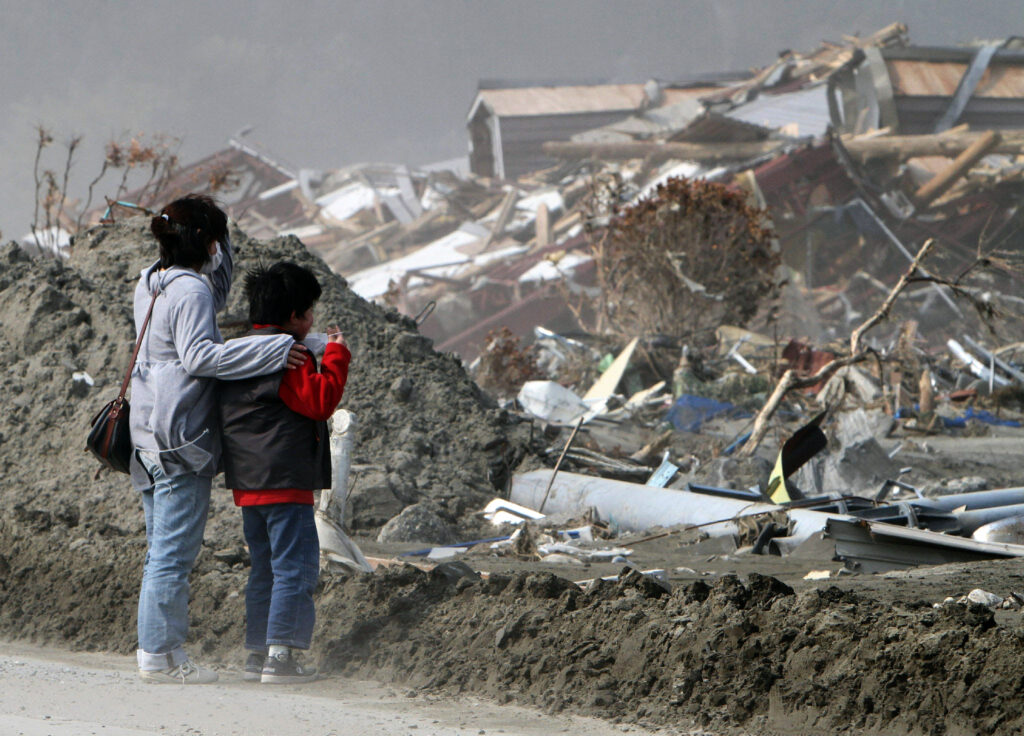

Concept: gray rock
[[345, 469, 404, 530], [390, 376, 413, 402], [386, 471, 420, 504], [967, 588, 1003, 608], [377, 502, 455, 545], [392, 332, 433, 361], [822, 438, 900, 495], [680, 456, 772, 494], [793, 437, 900, 497], [387, 450, 423, 476], [834, 408, 894, 448], [431, 560, 480, 585]]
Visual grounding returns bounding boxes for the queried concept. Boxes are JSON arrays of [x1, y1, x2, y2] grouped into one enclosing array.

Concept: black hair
[[150, 194, 228, 270], [244, 261, 322, 326]]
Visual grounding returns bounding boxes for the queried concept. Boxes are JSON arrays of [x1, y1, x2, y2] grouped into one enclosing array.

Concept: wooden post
[[539, 418, 584, 513], [535, 203, 551, 248], [919, 368, 935, 419], [483, 190, 518, 248]]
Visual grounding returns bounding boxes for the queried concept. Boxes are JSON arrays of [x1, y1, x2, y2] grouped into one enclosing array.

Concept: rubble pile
[[29, 24, 1024, 369]]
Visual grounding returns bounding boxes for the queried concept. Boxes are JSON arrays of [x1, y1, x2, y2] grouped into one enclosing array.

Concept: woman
[[129, 195, 306, 684]]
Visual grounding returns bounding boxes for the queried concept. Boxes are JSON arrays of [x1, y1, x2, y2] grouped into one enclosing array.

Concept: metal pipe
[[914, 487, 1024, 512], [955, 503, 1024, 535]]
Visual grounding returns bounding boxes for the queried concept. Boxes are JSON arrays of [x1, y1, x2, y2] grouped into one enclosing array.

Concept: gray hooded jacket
[[128, 237, 293, 489]]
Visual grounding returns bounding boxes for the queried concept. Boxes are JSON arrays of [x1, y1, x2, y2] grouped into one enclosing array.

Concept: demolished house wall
[[494, 111, 639, 180]]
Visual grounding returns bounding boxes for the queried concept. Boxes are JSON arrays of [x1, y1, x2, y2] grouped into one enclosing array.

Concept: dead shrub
[[473, 327, 542, 398], [586, 176, 779, 342]]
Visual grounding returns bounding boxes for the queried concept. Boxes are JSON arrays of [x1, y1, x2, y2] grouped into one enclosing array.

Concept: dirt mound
[[0, 220, 531, 531], [0, 218, 532, 650], [314, 565, 1024, 736]]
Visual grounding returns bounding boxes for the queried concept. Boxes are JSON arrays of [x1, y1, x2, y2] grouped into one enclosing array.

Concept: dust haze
[[0, 0, 1018, 237]]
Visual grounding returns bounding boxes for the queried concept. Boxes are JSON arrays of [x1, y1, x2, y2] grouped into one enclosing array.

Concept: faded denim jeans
[[242, 503, 319, 651], [136, 453, 212, 671]]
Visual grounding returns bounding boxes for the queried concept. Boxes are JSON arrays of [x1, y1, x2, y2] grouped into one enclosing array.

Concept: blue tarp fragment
[[895, 406, 1021, 428], [665, 394, 746, 432]]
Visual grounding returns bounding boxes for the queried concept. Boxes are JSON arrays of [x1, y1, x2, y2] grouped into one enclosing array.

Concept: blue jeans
[[243, 503, 319, 651], [136, 453, 212, 670]]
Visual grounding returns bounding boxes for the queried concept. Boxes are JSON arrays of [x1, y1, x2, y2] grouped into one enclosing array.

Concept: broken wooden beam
[[912, 130, 1002, 207], [845, 131, 1023, 161], [535, 202, 551, 248], [483, 189, 518, 248], [542, 139, 784, 164], [542, 131, 1024, 165]]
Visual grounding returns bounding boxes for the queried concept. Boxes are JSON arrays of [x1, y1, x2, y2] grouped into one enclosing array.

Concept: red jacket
[[232, 335, 351, 507]]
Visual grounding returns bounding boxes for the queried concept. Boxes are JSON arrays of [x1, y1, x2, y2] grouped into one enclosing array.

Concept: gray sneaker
[[261, 649, 317, 684], [140, 659, 219, 684]]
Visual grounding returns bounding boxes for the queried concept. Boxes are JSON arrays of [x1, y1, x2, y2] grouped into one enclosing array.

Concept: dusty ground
[[4, 221, 1024, 736], [0, 641, 675, 736]]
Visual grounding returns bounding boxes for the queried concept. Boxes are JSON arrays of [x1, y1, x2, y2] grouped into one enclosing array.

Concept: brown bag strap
[[118, 287, 159, 402]]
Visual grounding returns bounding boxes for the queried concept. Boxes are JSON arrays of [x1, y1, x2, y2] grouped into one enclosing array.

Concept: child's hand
[[286, 343, 309, 369], [327, 325, 346, 346]]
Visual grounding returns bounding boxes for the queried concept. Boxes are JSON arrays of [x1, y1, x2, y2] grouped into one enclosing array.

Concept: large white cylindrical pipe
[[316, 410, 371, 573], [511, 470, 844, 545], [320, 410, 356, 523]]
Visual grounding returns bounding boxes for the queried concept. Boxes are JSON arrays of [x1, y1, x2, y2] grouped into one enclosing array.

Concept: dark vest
[[218, 327, 331, 491]]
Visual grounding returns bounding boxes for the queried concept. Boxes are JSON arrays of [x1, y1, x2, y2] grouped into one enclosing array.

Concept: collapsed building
[[52, 23, 1024, 368]]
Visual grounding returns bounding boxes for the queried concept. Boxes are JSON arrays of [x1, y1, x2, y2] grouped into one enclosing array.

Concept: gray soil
[[3, 221, 1024, 736], [0, 640, 665, 736]]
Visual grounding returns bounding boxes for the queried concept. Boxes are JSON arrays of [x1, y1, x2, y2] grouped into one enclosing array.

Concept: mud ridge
[[315, 566, 1024, 736]]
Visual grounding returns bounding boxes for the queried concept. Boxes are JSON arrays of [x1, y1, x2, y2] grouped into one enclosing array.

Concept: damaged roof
[[469, 84, 653, 119]]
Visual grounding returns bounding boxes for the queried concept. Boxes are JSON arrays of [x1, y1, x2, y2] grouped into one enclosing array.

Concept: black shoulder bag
[[86, 289, 159, 476]]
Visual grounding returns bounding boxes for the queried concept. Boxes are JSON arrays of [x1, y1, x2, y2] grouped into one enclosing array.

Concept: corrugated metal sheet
[[475, 84, 648, 117], [725, 84, 832, 138], [573, 97, 706, 143], [886, 59, 1024, 98]]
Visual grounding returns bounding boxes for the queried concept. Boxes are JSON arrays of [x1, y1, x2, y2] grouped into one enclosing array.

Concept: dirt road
[[0, 641, 673, 736]]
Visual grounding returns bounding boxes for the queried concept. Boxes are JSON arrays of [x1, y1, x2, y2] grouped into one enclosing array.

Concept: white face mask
[[199, 243, 223, 275]]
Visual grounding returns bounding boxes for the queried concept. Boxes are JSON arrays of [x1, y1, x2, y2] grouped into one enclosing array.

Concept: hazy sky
[[1, 0, 1021, 238]]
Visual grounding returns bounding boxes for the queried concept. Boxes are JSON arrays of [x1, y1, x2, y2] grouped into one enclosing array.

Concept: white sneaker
[[140, 659, 219, 684]]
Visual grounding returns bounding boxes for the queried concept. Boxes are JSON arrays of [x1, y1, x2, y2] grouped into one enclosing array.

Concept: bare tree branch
[[738, 238, 936, 457]]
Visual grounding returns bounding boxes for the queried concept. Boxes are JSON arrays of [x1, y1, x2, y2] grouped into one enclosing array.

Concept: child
[[218, 261, 350, 684]]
